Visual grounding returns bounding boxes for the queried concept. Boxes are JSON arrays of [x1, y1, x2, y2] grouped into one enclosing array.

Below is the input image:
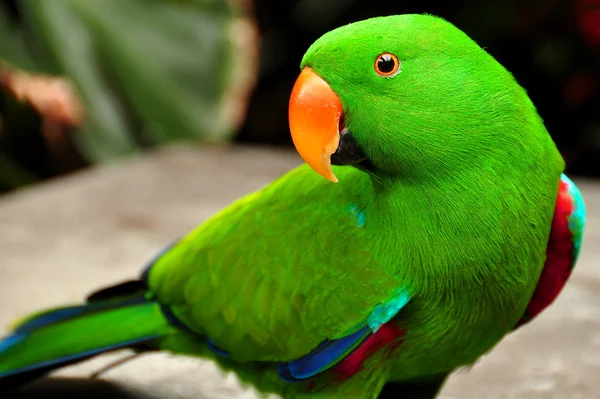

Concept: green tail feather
[[0, 293, 174, 389]]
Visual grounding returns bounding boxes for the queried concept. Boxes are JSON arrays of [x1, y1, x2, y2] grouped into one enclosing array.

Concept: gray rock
[[0, 145, 598, 399]]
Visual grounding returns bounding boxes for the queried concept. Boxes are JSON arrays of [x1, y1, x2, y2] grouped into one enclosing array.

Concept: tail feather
[[0, 288, 173, 391], [12, 295, 149, 334], [0, 335, 153, 390]]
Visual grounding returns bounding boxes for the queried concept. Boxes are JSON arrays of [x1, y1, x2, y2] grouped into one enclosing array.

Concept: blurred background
[[0, 0, 599, 194]]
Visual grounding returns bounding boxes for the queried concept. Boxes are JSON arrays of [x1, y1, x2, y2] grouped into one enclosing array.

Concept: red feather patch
[[515, 179, 577, 328], [331, 323, 404, 381]]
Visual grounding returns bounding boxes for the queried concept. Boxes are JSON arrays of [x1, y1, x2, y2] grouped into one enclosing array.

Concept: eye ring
[[374, 53, 401, 77]]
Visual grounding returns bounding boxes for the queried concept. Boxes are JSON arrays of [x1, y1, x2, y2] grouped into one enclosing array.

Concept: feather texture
[[278, 326, 372, 382], [0, 293, 173, 387]]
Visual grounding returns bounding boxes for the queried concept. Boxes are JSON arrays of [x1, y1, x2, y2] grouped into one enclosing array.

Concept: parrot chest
[[381, 175, 583, 381], [365, 206, 553, 379]]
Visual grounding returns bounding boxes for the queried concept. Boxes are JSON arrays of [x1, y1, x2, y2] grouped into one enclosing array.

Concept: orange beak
[[289, 67, 343, 182]]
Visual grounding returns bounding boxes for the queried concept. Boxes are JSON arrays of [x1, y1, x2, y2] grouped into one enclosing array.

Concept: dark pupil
[[378, 55, 395, 73]]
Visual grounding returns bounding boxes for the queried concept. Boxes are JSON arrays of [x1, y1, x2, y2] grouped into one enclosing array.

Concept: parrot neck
[[362, 166, 557, 289], [363, 174, 506, 278], [366, 176, 465, 233], [367, 176, 460, 211]]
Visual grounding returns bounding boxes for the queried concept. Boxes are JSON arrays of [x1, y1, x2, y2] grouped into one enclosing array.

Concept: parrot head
[[289, 14, 558, 183]]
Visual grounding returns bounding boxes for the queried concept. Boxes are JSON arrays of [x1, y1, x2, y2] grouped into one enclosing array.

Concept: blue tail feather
[[0, 334, 25, 354]]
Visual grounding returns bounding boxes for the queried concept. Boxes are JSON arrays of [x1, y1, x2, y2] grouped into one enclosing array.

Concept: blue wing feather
[[275, 288, 410, 381], [278, 326, 372, 382]]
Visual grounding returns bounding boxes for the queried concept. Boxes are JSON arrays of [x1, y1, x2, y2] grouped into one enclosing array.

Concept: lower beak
[[289, 67, 343, 183]]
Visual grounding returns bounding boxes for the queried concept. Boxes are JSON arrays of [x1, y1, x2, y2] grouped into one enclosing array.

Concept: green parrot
[[0, 14, 585, 399]]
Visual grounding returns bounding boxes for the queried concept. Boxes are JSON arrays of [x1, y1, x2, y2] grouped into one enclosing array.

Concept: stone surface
[[0, 145, 598, 399]]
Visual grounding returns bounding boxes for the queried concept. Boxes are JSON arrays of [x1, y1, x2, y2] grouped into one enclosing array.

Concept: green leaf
[[69, 0, 233, 143], [18, 0, 235, 163], [0, 9, 37, 72], [22, 0, 141, 162]]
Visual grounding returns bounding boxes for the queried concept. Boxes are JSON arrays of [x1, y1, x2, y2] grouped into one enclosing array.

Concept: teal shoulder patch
[[367, 288, 411, 332]]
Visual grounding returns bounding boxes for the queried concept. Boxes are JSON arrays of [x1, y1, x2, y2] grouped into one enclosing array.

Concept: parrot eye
[[374, 53, 401, 77]]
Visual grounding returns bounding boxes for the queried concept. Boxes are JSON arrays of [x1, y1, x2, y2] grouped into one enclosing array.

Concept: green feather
[[0, 299, 173, 381]]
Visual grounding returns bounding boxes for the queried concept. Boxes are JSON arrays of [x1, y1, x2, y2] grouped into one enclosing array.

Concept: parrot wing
[[514, 173, 585, 329], [143, 165, 410, 377]]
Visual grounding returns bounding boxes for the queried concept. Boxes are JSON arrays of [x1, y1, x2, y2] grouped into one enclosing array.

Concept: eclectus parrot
[[0, 14, 585, 399]]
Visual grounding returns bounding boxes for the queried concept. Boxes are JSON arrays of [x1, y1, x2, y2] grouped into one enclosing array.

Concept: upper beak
[[289, 67, 343, 183]]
